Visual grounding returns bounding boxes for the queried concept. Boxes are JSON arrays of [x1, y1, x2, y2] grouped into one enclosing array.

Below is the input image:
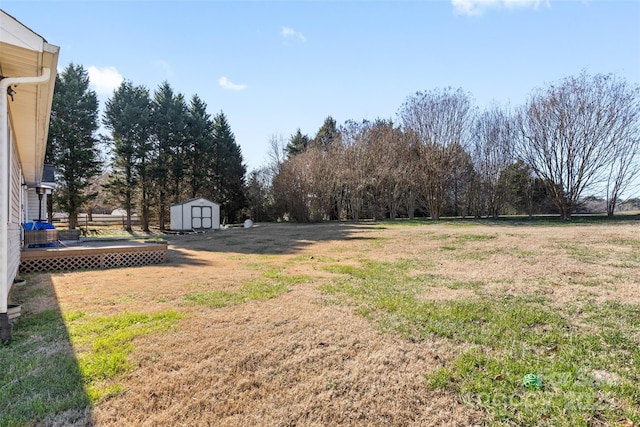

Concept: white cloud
[[452, 0, 549, 16], [281, 26, 307, 42], [218, 76, 247, 91], [87, 66, 124, 95]]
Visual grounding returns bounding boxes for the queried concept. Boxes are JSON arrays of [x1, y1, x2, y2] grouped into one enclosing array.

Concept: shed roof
[[171, 197, 220, 207]]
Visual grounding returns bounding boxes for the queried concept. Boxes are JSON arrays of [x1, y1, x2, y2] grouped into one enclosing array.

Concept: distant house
[[1, 10, 59, 340], [170, 198, 221, 231]]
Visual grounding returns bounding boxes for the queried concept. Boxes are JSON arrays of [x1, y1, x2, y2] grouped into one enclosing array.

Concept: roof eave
[[1, 10, 59, 186]]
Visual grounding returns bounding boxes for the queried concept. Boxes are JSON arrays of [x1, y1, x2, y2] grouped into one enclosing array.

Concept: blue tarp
[[24, 221, 56, 231]]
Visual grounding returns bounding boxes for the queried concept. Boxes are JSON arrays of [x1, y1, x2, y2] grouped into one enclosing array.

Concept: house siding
[[27, 191, 42, 222], [8, 136, 22, 286], [10, 138, 21, 224]]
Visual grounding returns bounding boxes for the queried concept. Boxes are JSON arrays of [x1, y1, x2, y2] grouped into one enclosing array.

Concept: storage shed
[[170, 198, 220, 231]]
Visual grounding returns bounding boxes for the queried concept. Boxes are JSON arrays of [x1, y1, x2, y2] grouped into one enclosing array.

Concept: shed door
[[191, 206, 212, 229]]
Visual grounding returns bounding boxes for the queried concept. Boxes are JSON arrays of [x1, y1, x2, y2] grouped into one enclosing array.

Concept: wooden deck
[[20, 240, 168, 273]]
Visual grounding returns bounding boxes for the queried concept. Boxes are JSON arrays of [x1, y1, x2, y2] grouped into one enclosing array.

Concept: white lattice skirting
[[20, 245, 167, 273]]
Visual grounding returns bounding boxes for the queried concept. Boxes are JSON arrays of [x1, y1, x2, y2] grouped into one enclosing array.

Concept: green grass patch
[[557, 241, 639, 268], [410, 273, 484, 290], [66, 310, 182, 402], [556, 242, 609, 265], [320, 259, 640, 425], [607, 238, 640, 248], [437, 233, 497, 253], [184, 269, 311, 308], [185, 289, 243, 307], [1, 308, 180, 425], [431, 233, 452, 240], [453, 249, 502, 261], [322, 264, 359, 276], [440, 244, 458, 251], [512, 249, 540, 262], [0, 310, 88, 427], [454, 233, 497, 243], [287, 254, 339, 264]]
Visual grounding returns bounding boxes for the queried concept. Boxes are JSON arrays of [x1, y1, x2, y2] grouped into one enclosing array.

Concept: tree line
[[46, 66, 639, 229], [46, 63, 246, 230], [246, 72, 640, 222]]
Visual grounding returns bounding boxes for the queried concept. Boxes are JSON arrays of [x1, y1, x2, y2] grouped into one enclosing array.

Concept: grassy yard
[[1, 216, 639, 426]]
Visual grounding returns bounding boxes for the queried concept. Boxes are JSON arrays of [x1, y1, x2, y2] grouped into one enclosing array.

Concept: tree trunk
[[560, 205, 572, 220], [124, 208, 132, 232], [68, 212, 78, 230], [606, 199, 616, 217], [159, 189, 167, 230]]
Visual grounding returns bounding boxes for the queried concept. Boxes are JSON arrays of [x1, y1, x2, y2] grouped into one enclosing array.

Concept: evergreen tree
[[103, 81, 153, 231], [313, 116, 340, 150], [151, 82, 188, 229], [186, 95, 215, 198], [211, 112, 247, 222], [47, 63, 102, 229], [285, 129, 310, 157]]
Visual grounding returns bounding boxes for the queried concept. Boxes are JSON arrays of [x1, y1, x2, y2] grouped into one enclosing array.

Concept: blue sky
[[3, 0, 639, 173]]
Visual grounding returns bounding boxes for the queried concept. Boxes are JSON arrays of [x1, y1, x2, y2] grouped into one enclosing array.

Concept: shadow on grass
[[0, 275, 91, 427], [160, 216, 639, 267], [163, 221, 383, 260]]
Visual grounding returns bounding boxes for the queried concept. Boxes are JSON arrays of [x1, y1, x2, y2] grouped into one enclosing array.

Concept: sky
[[2, 0, 639, 174]]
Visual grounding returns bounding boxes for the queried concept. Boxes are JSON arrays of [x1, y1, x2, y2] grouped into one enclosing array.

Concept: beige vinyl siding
[[10, 137, 21, 223], [27, 191, 40, 222], [8, 137, 22, 286]]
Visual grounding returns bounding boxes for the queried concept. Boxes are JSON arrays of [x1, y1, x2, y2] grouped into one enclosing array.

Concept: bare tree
[[384, 126, 411, 220], [266, 134, 287, 179], [339, 121, 368, 220], [399, 88, 474, 219], [605, 136, 639, 216], [272, 153, 313, 222], [471, 105, 515, 218], [602, 82, 640, 216], [342, 119, 397, 220], [516, 73, 639, 219], [446, 143, 475, 217], [84, 171, 117, 220], [311, 144, 343, 221]]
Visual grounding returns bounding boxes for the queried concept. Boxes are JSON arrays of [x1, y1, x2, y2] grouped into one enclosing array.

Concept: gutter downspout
[[0, 68, 52, 341]]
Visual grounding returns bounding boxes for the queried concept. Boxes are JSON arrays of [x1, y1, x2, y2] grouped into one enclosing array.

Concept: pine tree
[[285, 129, 310, 157], [151, 82, 188, 229], [103, 81, 153, 231], [47, 63, 102, 229], [212, 112, 247, 222], [313, 116, 340, 150], [185, 95, 215, 198]]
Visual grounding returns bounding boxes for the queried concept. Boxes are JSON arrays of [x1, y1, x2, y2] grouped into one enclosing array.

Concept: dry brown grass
[[22, 219, 640, 426]]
